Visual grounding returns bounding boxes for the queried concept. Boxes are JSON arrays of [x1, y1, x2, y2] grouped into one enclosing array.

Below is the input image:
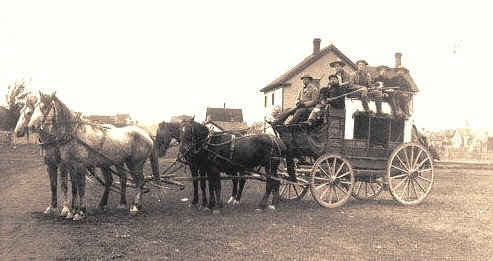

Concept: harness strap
[[229, 134, 236, 159]]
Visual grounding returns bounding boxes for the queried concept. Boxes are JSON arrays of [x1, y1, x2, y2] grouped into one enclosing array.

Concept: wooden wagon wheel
[[387, 142, 435, 205], [351, 178, 384, 200], [278, 159, 309, 202], [310, 154, 354, 208]]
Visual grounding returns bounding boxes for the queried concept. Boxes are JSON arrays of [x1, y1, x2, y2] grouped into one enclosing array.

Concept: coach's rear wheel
[[351, 179, 384, 200], [278, 159, 309, 202], [310, 154, 354, 208], [387, 142, 435, 205]]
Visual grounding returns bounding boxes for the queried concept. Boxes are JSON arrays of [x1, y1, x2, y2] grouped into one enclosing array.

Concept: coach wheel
[[310, 154, 354, 208], [278, 159, 309, 202], [387, 142, 435, 205], [351, 179, 384, 200]]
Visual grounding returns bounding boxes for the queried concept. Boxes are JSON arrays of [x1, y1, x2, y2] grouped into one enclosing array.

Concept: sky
[[0, 0, 491, 131]]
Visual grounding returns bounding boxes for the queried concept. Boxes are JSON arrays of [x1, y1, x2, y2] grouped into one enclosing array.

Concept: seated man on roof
[[269, 74, 319, 125], [306, 74, 347, 125]]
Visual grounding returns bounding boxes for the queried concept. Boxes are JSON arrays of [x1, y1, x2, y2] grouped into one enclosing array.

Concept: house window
[[264, 95, 268, 107], [271, 93, 275, 106]]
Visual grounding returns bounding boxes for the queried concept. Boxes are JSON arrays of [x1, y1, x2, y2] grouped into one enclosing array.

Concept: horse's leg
[[115, 164, 127, 210], [191, 167, 199, 205], [268, 163, 281, 210], [207, 176, 216, 210], [127, 162, 145, 215], [98, 167, 113, 210], [67, 167, 77, 219], [214, 171, 223, 209], [73, 166, 87, 221], [228, 172, 238, 204], [235, 174, 247, 205], [43, 160, 58, 215], [199, 168, 207, 208], [59, 164, 71, 217]]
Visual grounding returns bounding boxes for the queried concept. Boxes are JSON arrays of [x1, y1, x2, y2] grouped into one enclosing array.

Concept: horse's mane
[[40, 92, 80, 137]]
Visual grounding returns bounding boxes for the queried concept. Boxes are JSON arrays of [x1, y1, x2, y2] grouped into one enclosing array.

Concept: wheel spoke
[[413, 177, 428, 193], [392, 176, 408, 191], [390, 164, 408, 174], [394, 154, 409, 171], [413, 149, 423, 168]]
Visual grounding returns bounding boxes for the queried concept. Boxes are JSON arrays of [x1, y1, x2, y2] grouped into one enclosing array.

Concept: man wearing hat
[[270, 73, 319, 125], [373, 65, 392, 88], [349, 59, 383, 114], [329, 59, 351, 87], [388, 66, 413, 117], [306, 74, 347, 125]]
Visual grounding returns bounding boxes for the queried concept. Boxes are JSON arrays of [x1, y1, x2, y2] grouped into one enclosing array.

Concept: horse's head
[[178, 119, 209, 163], [14, 94, 38, 137], [28, 91, 57, 134], [155, 121, 181, 157]]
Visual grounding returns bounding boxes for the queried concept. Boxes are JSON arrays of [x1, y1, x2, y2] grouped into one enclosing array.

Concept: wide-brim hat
[[356, 59, 368, 66], [376, 65, 391, 71], [300, 74, 313, 80], [329, 59, 346, 67]]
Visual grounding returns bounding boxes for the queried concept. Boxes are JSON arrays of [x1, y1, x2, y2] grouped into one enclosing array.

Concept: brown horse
[[155, 121, 208, 209], [28, 91, 160, 220], [178, 119, 287, 211]]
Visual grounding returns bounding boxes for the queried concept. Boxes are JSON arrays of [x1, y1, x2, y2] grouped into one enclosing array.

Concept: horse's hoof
[[129, 205, 139, 215], [60, 206, 70, 217], [268, 205, 276, 211], [227, 196, 235, 204], [116, 204, 126, 210], [66, 212, 75, 219], [73, 214, 84, 221], [204, 207, 213, 212], [255, 208, 263, 212], [212, 209, 221, 214], [233, 199, 241, 206], [44, 206, 55, 215]]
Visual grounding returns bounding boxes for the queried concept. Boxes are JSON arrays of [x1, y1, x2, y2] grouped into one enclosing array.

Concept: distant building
[[83, 113, 133, 127], [204, 107, 248, 133]]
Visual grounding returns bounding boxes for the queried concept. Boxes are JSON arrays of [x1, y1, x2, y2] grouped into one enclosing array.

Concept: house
[[82, 113, 133, 127], [204, 107, 248, 133], [259, 38, 419, 138]]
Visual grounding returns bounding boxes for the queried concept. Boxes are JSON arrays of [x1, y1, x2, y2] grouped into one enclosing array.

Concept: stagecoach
[[273, 106, 435, 208]]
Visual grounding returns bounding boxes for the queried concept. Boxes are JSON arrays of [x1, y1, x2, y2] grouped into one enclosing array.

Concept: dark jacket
[[320, 83, 345, 109]]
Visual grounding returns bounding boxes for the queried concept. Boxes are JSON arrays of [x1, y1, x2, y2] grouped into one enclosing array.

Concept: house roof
[[206, 121, 248, 132], [205, 107, 243, 122], [260, 44, 357, 93]]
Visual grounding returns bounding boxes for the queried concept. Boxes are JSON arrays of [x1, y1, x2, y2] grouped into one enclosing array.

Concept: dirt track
[[1, 144, 492, 260]]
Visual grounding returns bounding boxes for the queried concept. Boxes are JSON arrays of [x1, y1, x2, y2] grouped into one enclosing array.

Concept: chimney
[[395, 53, 402, 67], [313, 38, 321, 55]]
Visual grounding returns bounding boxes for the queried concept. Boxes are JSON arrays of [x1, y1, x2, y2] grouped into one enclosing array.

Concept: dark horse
[[155, 121, 250, 208], [28, 91, 160, 220], [155, 121, 208, 209], [178, 119, 287, 210]]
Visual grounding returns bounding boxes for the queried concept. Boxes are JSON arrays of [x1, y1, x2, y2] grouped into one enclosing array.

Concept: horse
[[14, 94, 76, 216], [28, 91, 160, 220], [178, 119, 287, 211], [155, 121, 249, 208], [155, 121, 208, 209]]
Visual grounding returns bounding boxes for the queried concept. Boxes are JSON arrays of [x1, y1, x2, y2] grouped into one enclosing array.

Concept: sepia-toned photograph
[[1, 1, 491, 260]]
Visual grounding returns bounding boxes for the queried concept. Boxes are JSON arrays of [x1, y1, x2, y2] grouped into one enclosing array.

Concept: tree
[[1, 79, 29, 130]]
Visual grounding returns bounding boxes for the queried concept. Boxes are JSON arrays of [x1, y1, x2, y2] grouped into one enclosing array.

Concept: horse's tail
[[149, 145, 160, 185]]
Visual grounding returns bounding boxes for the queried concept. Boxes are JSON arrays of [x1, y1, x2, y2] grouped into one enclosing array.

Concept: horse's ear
[[191, 116, 195, 122], [51, 91, 57, 98]]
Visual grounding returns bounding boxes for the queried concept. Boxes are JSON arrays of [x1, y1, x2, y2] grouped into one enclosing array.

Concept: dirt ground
[[1, 143, 492, 261]]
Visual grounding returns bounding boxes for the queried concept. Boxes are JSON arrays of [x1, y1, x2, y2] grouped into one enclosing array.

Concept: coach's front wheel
[[310, 154, 354, 208]]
